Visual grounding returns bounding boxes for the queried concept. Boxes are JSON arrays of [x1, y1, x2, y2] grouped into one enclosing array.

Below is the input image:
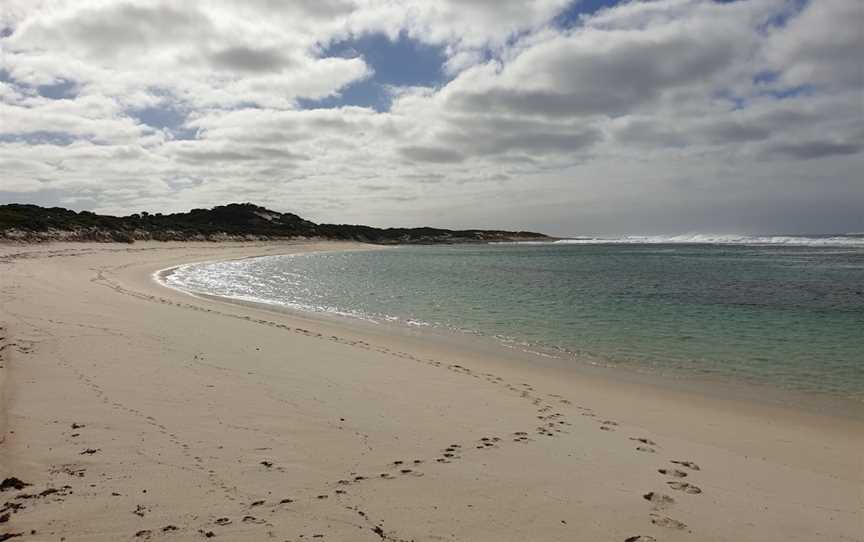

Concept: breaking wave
[[505, 234, 864, 247]]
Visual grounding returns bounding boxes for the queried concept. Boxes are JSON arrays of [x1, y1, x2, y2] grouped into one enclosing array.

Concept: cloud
[[209, 46, 293, 73], [0, 0, 861, 235], [0, 95, 150, 143], [343, 0, 572, 48], [444, 0, 773, 120], [398, 146, 466, 164], [766, 140, 863, 160], [763, 0, 864, 89], [1, 1, 370, 108]]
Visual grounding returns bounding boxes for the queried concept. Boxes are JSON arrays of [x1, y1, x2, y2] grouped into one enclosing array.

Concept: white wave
[[501, 234, 864, 247]]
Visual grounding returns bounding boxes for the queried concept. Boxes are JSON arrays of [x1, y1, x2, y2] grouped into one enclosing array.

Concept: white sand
[[1, 241, 861, 541]]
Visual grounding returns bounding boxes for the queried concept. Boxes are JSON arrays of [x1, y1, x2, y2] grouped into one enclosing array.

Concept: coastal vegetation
[[0, 203, 548, 244]]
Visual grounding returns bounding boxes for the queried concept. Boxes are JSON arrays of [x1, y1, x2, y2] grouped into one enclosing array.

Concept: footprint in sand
[[635, 446, 656, 453], [630, 437, 657, 446], [536, 426, 555, 437], [642, 492, 675, 510], [671, 460, 701, 471], [442, 445, 462, 459], [650, 514, 689, 531], [625, 536, 657, 542], [667, 481, 702, 494], [478, 437, 500, 448], [658, 468, 688, 478]]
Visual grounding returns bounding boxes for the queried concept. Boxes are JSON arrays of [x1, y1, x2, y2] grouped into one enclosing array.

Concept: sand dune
[[1, 242, 861, 541]]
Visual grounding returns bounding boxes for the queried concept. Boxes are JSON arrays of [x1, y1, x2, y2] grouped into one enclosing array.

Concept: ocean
[[162, 236, 864, 402]]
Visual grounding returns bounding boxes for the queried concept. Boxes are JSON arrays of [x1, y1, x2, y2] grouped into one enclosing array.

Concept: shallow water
[[165, 240, 864, 401]]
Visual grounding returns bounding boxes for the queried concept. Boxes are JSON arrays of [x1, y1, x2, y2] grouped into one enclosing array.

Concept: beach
[[1, 241, 861, 541]]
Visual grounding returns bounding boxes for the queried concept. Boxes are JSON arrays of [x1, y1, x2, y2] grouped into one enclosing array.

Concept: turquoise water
[[165, 238, 864, 401]]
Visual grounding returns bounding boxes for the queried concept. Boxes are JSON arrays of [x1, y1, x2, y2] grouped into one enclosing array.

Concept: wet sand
[[1, 241, 861, 541]]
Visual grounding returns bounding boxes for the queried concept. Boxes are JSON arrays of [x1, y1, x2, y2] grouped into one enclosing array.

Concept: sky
[[0, 0, 862, 236]]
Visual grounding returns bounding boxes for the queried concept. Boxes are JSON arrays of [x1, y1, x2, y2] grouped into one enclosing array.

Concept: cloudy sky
[[1, 0, 862, 235]]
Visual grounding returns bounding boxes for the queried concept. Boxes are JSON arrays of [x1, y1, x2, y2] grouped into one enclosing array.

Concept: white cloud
[[763, 0, 864, 88], [2, 1, 370, 109], [344, 0, 572, 48], [1, 0, 861, 234]]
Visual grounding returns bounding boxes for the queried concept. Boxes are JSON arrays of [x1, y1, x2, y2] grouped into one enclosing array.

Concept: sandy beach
[[0, 241, 861, 542]]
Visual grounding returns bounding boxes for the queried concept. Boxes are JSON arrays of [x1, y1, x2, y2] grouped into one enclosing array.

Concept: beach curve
[[0, 241, 861, 541]]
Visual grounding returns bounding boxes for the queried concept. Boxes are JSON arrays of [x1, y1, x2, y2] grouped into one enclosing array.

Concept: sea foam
[[503, 234, 864, 247]]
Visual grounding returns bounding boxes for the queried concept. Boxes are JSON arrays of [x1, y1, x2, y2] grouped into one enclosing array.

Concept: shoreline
[[1, 241, 861, 541], [155, 249, 864, 422]]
